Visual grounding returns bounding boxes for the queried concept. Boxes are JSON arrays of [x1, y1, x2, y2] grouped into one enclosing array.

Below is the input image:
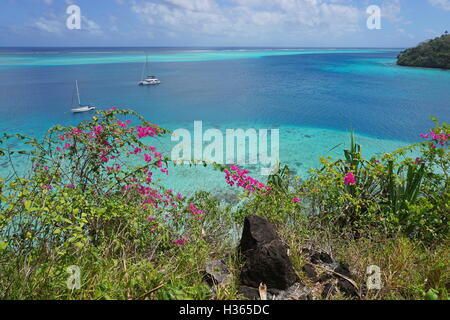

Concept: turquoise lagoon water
[[0, 48, 449, 197]]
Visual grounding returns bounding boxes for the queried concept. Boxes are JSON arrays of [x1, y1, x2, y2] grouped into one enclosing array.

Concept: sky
[[0, 0, 449, 47]]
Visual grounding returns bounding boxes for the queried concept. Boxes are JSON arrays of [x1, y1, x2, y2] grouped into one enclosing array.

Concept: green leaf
[[0, 241, 7, 251], [24, 200, 32, 210], [425, 289, 439, 300]]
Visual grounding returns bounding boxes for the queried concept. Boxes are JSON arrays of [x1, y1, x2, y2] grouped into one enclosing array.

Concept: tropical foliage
[[397, 32, 450, 69]]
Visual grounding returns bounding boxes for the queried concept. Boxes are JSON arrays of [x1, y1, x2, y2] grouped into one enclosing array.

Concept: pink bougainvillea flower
[[224, 165, 270, 193], [188, 203, 204, 216], [344, 172, 356, 185], [117, 121, 128, 128], [63, 143, 72, 149], [420, 130, 450, 147], [154, 152, 162, 160], [292, 197, 300, 203], [93, 126, 103, 135], [173, 238, 188, 246], [144, 154, 152, 162], [71, 128, 83, 135], [136, 126, 157, 139]]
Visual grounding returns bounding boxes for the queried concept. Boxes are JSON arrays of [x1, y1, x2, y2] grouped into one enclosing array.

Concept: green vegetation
[[0, 110, 448, 300], [397, 32, 450, 69]]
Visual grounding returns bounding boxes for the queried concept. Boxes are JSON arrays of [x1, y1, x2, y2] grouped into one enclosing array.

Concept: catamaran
[[71, 80, 96, 113], [139, 54, 161, 86]]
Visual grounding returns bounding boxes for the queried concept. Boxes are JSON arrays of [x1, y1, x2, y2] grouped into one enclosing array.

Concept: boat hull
[[139, 80, 161, 86], [71, 106, 96, 113]]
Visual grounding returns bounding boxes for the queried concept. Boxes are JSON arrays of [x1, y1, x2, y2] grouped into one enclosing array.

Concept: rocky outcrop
[[239, 215, 298, 290], [301, 248, 360, 299], [238, 215, 310, 300]]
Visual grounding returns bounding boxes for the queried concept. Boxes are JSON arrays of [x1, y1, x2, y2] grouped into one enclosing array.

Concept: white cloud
[[429, 0, 450, 10], [131, 0, 363, 42], [163, 0, 217, 11], [82, 16, 103, 35], [381, 0, 402, 22], [34, 16, 62, 35], [33, 13, 102, 36]]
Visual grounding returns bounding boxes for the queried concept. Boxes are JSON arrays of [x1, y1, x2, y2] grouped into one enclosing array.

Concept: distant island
[[397, 32, 450, 70]]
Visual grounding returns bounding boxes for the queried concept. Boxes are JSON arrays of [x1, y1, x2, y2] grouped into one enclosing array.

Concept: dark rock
[[239, 215, 299, 290], [275, 283, 311, 300], [334, 263, 352, 278], [318, 273, 333, 283], [322, 281, 337, 299], [205, 260, 231, 286], [337, 278, 358, 297], [302, 264, 318, 282], [238, 285, 261, 300], [239, 215, 279, 253], [310, 251, 334, 265], [239, 283, 312, 301], [304, 249, 359, 299]]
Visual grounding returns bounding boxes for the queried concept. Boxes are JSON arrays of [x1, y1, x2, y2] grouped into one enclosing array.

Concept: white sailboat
[[139, 54, 161, 86], [71, 80, 96, 113]]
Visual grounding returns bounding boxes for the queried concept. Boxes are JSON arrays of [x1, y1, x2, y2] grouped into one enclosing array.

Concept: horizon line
[[0, 46, 406, 49]]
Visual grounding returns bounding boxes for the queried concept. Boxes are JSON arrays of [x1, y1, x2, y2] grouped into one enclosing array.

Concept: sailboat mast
[[141, 56, 146, 81], [75, 80, 81, 105]]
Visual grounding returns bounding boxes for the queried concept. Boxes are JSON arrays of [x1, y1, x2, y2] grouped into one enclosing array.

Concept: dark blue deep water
[[0, 48, 449, 193], [0, 48, 449, 141]]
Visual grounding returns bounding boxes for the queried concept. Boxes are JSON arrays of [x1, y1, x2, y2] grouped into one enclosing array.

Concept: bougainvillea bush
[[296, 118, 449, 241], [0, 109, 209, 255]]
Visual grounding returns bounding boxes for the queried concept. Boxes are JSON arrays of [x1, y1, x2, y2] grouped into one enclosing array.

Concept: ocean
[[0, 47, 449, 196]]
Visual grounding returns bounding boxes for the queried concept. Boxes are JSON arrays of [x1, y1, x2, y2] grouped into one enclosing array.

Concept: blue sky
[[0, 0, 449, 47]]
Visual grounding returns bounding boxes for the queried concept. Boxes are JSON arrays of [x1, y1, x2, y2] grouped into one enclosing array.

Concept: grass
[[1, 217, 448, 300]]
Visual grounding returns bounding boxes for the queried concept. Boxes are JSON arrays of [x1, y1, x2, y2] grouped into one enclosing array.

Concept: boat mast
[[141, 52, 148, 81], [75, 80, 81, 105]]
